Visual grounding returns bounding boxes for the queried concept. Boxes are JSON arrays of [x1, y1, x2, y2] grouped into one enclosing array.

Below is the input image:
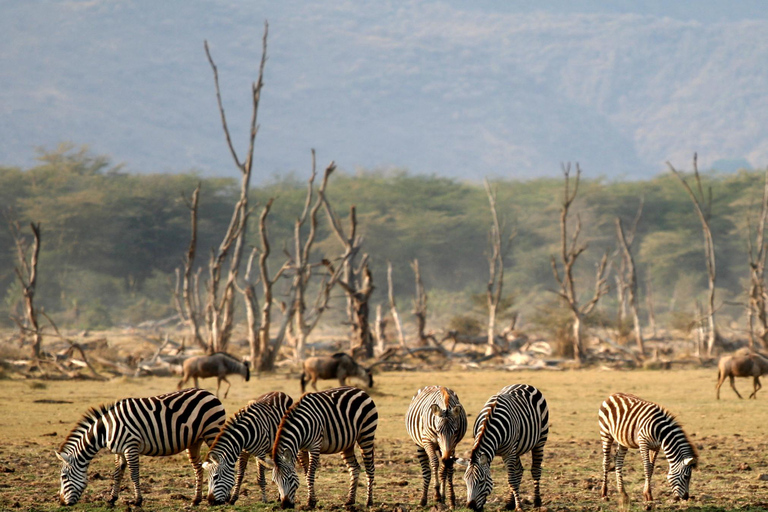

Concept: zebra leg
[[503, 453, 524, 511], [531, 441, 546, 508], [305, 450, 321, 509], [424, 443, 443, 503], [299, 450, 310, 475], [600, 434, 613, 498], [342, 446, 361, 506], [416, 446, 432, 506], [614, 445, 629, 503], [729, 375, 743, 399], [124, 446, 143, 507], [230, 451, 250, 504], [439, 455, 456, 508], [108, 453, 127, 504], [361, 440, 375, 506], [256, 458, 268, 503], [639, 442, 654, 502], [187, 440, 205, 505]]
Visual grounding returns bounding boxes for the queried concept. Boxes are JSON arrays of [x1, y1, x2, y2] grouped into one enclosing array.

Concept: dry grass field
[[0, 368, 766, 512]]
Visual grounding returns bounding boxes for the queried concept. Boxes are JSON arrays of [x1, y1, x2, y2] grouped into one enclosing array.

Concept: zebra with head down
[[464, 384, 549, 512]]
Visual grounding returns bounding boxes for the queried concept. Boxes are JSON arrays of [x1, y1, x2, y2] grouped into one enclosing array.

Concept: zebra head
[[55, 450, 87, 506], [203, 452, 233, 505], [430, 403, 463, 460], [272, 448, 299, 509], [667, 456, 696, 500], [464, 453, 493, 511]]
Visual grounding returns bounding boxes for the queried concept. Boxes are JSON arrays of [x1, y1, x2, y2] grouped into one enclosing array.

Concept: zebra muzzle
[[280, 497, 295, 509]]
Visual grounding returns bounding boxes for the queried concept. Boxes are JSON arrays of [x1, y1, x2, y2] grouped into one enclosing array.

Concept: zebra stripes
[[271, 386, 378, 509], [203, 391, 293, 505], [464, 384, 549, 512], [55, 388, 225, 506], [405, 385, 467, 508], [599, 393, 697, 503]]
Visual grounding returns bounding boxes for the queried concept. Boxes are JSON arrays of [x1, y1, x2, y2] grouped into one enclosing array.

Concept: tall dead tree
[[289, 155, 346, 361], [174, 183, 206, 351], [239, 247, 260, 369], [669, 154, 718, 355], [411, 259, 432, 347], [615, 210, 645, 357], [746, 168, 768, 350], [550, 164, 610, 363], [202, 23, 268, 353], [9, 219, 42, 359], [387, 260, 407, 350], [319, 174, 375, 357], [613, 199, 643, 326], [484, 179, 514, 356]]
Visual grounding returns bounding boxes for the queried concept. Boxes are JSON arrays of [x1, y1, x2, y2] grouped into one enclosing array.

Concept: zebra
[[271, 386, 378, 509], [464, 384, 549, 512], [203, 391, 293, 505], [54, 388, 226, 507], [405, 385, 467, 508], [599, 392, 697, 504]]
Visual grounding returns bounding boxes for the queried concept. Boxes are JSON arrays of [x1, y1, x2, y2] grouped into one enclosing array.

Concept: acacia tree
[[669, 154, 718, 355], [550, 164, 610, 363], [746, 168, 768, 349]]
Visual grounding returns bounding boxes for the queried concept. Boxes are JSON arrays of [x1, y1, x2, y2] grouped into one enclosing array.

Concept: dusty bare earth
[[0, 368, 766, 512]]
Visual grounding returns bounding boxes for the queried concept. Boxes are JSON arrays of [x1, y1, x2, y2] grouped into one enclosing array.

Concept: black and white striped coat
[[203, 391, 293, 505], [271, 386, 378, 509], [464, 384, 549, 512], [599, 393, 697, 503], [405, 385, 467, 508], [55, 388, 226, 506]]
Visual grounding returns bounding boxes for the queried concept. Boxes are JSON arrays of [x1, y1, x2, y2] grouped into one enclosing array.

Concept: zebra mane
[[272, 398, 304, 460], [659, 408, 699, 459], [469, 398, 499, 460], [58, 402, 115, 453]]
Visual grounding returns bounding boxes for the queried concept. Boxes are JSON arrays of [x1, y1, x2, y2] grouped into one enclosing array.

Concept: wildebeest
[[716, 351, 768, 399], [299, 353, 373, 393], [178, 352, 250, 399]]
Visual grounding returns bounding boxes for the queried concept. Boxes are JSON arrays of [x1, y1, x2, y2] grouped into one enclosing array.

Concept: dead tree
[[289, 155, 345, 361], [616, 211, 645, 357], [484, 179, 514, 356], [669, 154, 718, 355], [613, 198, 643, 326], [9, 219, 42, 359], [746, 168, 768, 349], [387, 260, 407, 350], [319, 174, 375, 357], [411, 259, 433, 347], [202, 23, 268, 353], [239, 247, 260, 370], [550, 164, 610, 363], [174, 183, 206, 351]]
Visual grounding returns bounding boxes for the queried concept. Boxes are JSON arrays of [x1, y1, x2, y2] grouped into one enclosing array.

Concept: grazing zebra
[[203, 391, 293, 505], [54, 388, 225, 507], [405, 385, 467, 508], [599, 393, 697, 504], [464, 384, 549, 512], [271, 386, 378, 509], [177, 352, 250, 398]]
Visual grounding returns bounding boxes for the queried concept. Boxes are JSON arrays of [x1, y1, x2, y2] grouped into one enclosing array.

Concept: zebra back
[[470, 384, 549, 461], [273, 386, 378, 461], [406, 385, 467, 458]]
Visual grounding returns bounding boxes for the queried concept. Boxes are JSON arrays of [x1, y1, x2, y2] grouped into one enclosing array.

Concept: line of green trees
[[2, 144, 765, 342]]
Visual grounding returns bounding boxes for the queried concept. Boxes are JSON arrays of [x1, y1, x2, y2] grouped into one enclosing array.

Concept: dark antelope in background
[[716, 351, 768, 399], [178, 352, 250, 398], [300, 353, 373, 393]]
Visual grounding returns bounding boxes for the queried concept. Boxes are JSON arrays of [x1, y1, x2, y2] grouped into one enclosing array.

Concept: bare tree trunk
[[645, 274, 658, 339], [174, 183, 206, 351], [9, 220, 42, 359], [387, 261, 407, 350], [550, 164, 609, 363], [411, 259, 430, 347], [616, 213, 645, 357], [747, 168, 768, 350], [202, 23, 268, 353], [374, 304, 386, 353], [669, 154, 718, 355]]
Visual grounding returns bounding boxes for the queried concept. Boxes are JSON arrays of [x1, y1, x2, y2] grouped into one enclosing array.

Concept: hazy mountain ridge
[[2, 1, 767, 180]]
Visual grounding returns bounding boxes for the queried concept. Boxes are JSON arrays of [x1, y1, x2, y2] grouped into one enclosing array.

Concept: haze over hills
[[3, 0, 768, 182]]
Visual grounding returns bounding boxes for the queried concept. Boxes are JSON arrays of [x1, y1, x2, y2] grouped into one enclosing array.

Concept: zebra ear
[[479, 454, 490, 466], [683, 457, 695, 467], [430, 404, 443, 417], [259, 457, 275, 469], [451, 405, 463, 417], [54, 450, 70, 464], [202, 460, 212, 471]]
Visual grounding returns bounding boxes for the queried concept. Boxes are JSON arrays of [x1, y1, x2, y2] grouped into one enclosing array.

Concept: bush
[[447, 314, 483, 337]]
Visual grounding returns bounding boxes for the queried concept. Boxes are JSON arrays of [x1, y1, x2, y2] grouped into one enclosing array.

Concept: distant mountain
[[2, 0, 768, 182]]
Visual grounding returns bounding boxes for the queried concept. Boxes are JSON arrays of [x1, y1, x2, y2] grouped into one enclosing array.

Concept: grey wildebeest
[[178, 352, 250, 398], [715, 351, 768, 399], [299, 352, 373, 393]]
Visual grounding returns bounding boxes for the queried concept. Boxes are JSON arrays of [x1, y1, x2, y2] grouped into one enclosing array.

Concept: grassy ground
[[0, 368, 766, 512]]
